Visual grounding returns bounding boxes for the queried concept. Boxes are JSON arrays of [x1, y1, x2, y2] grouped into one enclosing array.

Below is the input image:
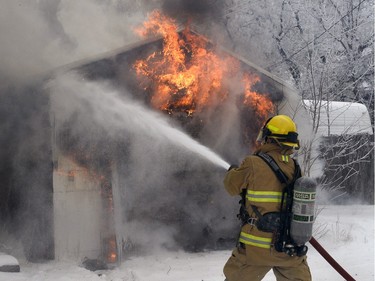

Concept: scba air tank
[[290, 177, 317, 245]]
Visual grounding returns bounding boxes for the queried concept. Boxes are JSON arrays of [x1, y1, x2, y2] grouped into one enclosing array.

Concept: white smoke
[[0, 0, 167, 260], [0, 0, 149, 83], [47, 72, 236, 254]]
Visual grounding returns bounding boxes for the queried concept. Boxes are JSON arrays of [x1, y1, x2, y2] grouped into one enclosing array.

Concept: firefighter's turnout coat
[[223, 143, 311, 281]]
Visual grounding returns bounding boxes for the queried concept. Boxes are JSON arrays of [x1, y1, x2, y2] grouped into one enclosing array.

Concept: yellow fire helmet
[[256, 115, 300, 149]]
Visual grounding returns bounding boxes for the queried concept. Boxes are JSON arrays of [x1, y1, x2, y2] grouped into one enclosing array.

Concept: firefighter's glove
[[228, 164, 238, 171]]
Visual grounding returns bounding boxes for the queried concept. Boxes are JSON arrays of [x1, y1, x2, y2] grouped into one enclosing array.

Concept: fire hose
[[309, 237, 356, 281]]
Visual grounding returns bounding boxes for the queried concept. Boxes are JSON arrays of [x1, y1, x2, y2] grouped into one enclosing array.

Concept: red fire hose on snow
[[309, 237, 356, 281]]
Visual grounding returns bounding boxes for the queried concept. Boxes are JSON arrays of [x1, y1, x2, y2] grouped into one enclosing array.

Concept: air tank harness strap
[[241, 152, 291, 233], [237, 189, 284, 233], [249, 205, 283, 233], [255, 152, 305, 256], [256, 152, 290, 183]]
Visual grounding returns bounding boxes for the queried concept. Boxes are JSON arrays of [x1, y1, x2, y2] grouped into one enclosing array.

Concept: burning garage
[[0, 10, 312, 267]]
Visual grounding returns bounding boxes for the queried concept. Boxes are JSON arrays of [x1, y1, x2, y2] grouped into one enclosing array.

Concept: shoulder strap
[[243, 152, 301, 222], [256, 152, 289, 184]]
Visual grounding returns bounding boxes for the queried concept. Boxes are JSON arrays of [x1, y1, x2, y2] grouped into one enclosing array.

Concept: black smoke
[[161, 0, 224, 19], [0, 81, 54, 261]]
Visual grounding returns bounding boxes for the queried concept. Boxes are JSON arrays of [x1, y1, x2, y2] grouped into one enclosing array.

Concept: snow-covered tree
[[222, 0, 374, 117], [221, 0, 374, 200]]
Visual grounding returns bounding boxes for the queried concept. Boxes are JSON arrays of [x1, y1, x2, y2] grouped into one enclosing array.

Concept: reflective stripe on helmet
[[247, 190, 283, 203], [267, 124, 280, 133], [266, 115, 297, 135], [239, 232, 272, 249]]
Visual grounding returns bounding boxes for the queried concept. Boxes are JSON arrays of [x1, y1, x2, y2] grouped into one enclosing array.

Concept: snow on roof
[[0, 253, 19, 267], [303, 100, 373, 136]]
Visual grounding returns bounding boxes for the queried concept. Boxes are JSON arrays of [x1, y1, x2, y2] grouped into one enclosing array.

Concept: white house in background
[[303, 100, 373, 136], [303, 99, 373, 204]]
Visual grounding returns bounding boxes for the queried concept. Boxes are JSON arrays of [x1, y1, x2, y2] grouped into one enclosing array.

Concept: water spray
[[50, 75, 231, 170], [169, 134, 230, 170]]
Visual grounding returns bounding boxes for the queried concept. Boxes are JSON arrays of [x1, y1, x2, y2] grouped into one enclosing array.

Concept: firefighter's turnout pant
[[223, 243, 311, 281]]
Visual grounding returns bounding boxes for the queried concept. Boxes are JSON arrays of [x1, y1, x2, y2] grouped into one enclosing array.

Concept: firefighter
[[223, 115, 312, 281]]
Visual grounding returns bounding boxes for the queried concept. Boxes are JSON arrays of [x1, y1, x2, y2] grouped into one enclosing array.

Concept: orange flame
[[243, 73, 275, 120], [106, 235, 118, 263], [133, 10, 274, 121], [133, 10, 239, 114], [55, 166, 107, 185]]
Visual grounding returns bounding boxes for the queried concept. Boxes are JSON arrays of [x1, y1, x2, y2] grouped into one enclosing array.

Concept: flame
[[133, 9, 275, 128], [55, 167, 106, 184], [133, 10, 239, 114], [243, 73, 275, 120], [106, 236, 118, 263]]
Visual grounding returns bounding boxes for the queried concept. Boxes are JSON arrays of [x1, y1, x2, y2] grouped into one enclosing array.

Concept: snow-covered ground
[[0, 205, 373, 281]]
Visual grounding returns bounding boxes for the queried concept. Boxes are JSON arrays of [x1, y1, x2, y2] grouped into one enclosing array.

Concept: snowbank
[[0, 253, 20, 273], [0, 205, 373, 281]]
